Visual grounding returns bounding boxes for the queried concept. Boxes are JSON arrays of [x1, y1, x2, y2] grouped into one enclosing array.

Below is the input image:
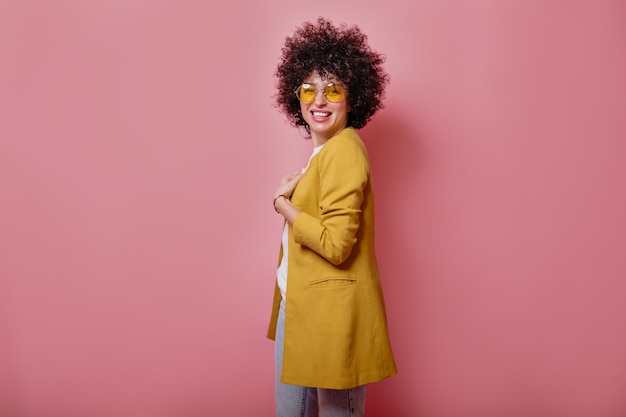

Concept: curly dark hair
[[275, 17, 389, 132]]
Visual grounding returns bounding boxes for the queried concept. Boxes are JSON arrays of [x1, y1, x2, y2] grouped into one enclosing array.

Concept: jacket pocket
[[309, 276, 357, 288]]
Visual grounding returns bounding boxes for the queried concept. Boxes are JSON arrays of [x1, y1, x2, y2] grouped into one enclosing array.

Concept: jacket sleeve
[[292, 138, 369, 265]]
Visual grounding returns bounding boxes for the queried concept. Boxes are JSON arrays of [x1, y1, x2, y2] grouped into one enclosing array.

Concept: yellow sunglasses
[[295, 82, 347, 104]]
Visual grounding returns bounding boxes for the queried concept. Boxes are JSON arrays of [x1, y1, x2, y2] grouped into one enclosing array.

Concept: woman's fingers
[[276, 171, 304, 197], [280, 170, 303, 185]]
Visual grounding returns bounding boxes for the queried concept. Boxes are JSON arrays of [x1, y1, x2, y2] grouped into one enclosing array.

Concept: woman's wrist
[[273, 194, 289, 213]]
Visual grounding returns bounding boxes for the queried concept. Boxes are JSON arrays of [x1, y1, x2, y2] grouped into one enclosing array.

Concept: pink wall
[[1, 1, 625, 416]]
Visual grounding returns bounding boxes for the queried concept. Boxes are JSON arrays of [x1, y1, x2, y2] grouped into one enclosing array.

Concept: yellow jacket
[[267, 127, 397, 389]]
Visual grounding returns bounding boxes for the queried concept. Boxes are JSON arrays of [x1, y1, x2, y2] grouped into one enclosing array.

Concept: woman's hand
[[274, 170, 303, 199], [273, 170, 303, 224]]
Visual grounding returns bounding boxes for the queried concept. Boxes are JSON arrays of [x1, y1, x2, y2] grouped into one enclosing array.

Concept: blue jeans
[[275, 299, 367, 417]]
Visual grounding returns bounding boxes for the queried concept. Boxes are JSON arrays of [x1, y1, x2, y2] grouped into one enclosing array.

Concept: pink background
[[1, 1, 625, 416]]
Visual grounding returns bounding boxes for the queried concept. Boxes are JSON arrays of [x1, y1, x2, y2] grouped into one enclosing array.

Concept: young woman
[[268, 18, 397, 417]]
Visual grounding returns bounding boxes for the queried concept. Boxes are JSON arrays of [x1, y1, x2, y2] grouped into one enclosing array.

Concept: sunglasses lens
[[297, 85, 316, 103], [324, 84, 344, 102]]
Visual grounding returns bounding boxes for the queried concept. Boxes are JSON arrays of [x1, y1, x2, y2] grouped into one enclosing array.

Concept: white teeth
[[312, 112, 330, 117]]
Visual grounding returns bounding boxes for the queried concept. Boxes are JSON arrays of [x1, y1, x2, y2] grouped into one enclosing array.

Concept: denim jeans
[[275, 299, 367, 417]]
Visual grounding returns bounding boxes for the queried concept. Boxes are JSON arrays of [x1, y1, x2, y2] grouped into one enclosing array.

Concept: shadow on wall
[[0, 285, 20, 416], [360, 109, 426, 415]]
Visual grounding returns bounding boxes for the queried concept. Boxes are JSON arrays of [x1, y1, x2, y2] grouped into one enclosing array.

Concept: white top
[[277, 144, 324, 301]]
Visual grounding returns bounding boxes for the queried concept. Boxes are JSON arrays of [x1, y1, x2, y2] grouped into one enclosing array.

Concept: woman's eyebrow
[[302, 80, 337, 86]]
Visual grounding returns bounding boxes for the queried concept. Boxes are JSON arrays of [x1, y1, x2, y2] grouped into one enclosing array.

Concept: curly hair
[[275, 17, 389, 132]]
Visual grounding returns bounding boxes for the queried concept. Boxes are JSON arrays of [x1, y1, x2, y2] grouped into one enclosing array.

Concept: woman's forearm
[[274, 195, 300, 224]]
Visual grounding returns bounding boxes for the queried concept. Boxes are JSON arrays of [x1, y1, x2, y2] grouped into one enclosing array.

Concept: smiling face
[[299, 72, 350, 146]]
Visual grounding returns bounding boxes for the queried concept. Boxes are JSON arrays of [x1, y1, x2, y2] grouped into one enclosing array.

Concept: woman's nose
[[314, 90, 328, 105]]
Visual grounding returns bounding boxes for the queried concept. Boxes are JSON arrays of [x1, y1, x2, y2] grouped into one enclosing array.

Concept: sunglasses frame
[[294, 82, 348, 104]]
